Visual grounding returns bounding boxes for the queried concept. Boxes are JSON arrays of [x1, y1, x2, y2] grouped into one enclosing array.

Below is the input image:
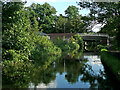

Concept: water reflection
[[2, 52, 118, 89], [27, 52, 106, 88], [84, 54, 105, 76], [29, 81, 57, 88]]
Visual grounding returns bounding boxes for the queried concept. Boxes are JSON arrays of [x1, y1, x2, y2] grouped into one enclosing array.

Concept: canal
[[27, 52, 119, 89], [2, 52, 120, 89]]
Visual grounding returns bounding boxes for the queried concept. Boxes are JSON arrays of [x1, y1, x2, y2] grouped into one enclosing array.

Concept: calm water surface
[[3, 52, 119, 89], [28, 52, 117, 88]]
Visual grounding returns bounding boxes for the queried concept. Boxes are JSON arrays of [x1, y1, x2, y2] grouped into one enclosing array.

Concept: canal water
[[27, 52, 118, 89]]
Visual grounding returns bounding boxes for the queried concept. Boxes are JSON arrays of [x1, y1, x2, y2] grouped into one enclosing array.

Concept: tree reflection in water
[[55, 57, 99, 88], [3, 51, 118, 89]]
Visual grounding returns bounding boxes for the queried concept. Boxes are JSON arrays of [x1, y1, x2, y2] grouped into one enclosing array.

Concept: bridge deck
[[78, 33, 109, 37], [47, 33, 109, 41]]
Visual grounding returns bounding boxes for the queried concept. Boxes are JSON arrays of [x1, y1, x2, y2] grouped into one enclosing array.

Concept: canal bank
[[101, 51, 120, 83]]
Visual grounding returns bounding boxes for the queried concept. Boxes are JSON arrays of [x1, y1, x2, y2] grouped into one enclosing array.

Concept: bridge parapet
[[77, 33, 109, 37]]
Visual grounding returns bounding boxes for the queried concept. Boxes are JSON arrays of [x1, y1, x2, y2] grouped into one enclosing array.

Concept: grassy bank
[[101, 51, 120, 81]]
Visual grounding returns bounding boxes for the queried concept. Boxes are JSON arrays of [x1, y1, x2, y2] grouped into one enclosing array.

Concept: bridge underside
[[81, 36, 109, 51], [83, 39, 109, 51], [84, 40, 108, 45]]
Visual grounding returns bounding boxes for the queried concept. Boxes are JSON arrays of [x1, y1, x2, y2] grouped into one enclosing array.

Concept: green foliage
[[3, 50, 29, 61], [2, 1, 24, 32], [67, 15, 85, 33], [2, 59, 33, 88], [70, 48, 83, 59], [54, 37, 71, 52], [54, 15, 68, 33], [25, 3, 87, 33], [101, 52, 120, 81], [2, 1, 61, 60], [78, 1, 120, 49], [53, 35, 84, 57], [26, 2, 57, 33], [2, 2, 85, 88], [69, 36, 80, 50], [97, 45, 108, 52], [3, 60, 33, 78], [65, 5, 79, 19], [73, 34, 84, 50], [3, 3, 33, 50], [2, 2, 61, 83], [101, 49, 108, 52], [54, 36, 80, 53], [64, 6, 86, 33], [31, 36, 61, 61]]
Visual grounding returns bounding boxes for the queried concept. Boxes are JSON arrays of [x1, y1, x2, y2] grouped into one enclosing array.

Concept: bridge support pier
[[107, 39, 109, 46], [83, 41, 88, 51]]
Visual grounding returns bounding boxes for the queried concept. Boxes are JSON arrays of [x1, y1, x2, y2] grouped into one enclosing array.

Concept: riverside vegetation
[[2, 2, 84, 88], [2, 1, 120, 88]]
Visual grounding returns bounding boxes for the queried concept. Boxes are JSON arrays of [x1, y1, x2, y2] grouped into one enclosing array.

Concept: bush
[[72, 34, 84, 50], [69, 36, 80, 51], [30, 36, 61, 61], [97, 45, 108, 52], [3, 49, 29, 61], [54, 37, 80, 53], [2, 2, 62, 87], [101, 49, 108, 52]]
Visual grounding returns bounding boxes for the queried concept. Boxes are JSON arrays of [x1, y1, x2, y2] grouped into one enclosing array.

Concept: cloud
[[92, 24, 105, 32], [29, 81, 57, 88], [36, 81, 57, 88]]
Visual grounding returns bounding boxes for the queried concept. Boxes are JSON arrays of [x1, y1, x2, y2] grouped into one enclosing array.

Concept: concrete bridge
[[77, 33, 110, 46], [78, 33, 109, 41], [47, 33, 110, 46]]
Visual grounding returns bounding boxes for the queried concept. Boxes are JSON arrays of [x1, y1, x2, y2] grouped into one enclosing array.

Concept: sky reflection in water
[[29, 53, 105, 88]]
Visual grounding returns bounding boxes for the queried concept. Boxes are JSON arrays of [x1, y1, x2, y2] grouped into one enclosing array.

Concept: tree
[[2, 1, 24, 32], [25, 2, 57, 33], [78, 1, 120, 49], [2, 1, 35, 60], [68, 15, 86, 33], [64, 6, 87, 33], [65, 5, 79, 19], [54, 14, 68, 33]]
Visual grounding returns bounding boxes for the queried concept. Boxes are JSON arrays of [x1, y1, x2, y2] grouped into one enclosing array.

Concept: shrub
[[54, 37, 80, 53], [97, 44, 108, 52], [101, 49, 108, 52], [3, 49, 29, 61], [30, 36, 61, 61], [72, 34, 84, 50]]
